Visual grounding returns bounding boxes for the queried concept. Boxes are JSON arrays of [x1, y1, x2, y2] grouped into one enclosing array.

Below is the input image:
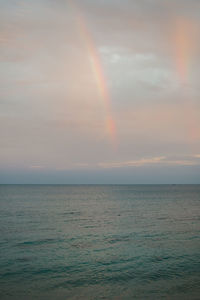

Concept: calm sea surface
[[0, 185, 200, 299]]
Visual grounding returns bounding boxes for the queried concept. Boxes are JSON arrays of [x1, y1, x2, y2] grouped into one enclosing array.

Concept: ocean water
[[0, 185, 200, 300]]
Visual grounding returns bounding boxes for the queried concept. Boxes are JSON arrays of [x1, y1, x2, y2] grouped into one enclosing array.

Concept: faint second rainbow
[[173, 17, 199, 142], [69, 0, 116, 147], [173, 17, 194, 85]]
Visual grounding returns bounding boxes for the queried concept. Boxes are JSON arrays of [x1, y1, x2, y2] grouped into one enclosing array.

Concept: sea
[[0, 184, 200, 299]]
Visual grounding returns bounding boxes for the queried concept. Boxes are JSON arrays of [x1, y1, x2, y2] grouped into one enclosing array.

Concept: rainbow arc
[[69, 0, 116, 147]]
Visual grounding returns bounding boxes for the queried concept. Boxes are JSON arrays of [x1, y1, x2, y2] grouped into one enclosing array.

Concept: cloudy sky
[[0, 0, 200, 183]]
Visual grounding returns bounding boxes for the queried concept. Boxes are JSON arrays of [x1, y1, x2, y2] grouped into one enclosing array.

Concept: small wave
[[16, 238, 60, 248], [105, 235, 132, 245], [62, 211, 81, 216], [149, 255, 172, 263], [16, 256, 35, 263]]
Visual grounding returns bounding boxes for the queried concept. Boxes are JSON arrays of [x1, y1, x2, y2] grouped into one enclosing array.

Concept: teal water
[[0, 185, 200, 299]]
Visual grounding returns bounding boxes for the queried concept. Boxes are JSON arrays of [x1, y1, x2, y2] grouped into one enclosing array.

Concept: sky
[[0, 0, 200, 184]]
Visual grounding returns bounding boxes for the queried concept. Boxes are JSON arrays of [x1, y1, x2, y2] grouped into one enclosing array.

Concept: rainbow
[[69, 1, 116, 147], [174, 17, 193, 85], [173, 17, 199, 142]]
